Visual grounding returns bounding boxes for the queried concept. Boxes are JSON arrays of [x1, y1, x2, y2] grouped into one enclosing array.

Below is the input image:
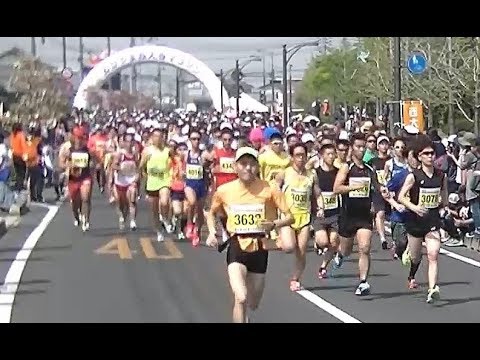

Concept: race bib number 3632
[[228, 204, 265, 234], [219, 157, 235, 174], [419, 187, 440, 209], [349, 177, 371, 198]]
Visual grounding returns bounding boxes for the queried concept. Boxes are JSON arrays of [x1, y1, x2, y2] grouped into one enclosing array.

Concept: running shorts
[[227, 238, 268, 274], [313, 214, 339, 232], [405, 216, 442, 239], [68, 177, 92, 199], [291, 213, 311, 231], [338, 213, 373, 239], [171, 190, 185, 202]]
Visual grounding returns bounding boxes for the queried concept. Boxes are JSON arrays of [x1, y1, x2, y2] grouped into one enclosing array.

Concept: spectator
[[442, 192, 473, 247]]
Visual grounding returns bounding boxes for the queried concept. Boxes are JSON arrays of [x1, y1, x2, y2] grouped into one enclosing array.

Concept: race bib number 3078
[[419, 187, 440, 209]]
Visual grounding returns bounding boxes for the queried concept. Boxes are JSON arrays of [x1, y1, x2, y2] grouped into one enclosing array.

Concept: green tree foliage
[[296, 37, 480, 133]]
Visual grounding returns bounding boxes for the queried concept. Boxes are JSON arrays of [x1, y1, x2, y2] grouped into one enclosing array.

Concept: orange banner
[[402, 100, 425, 132]]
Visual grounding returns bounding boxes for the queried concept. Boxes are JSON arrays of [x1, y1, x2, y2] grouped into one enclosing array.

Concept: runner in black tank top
[[333, 133, 383, 296], [313, 143, 340, 279], [369, 135, 391, 250], [398, 135, 448, 304]]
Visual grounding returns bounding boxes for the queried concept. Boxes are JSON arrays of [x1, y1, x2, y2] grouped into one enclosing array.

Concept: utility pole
[[262, 54, 266, 88], [392, 37, 402, 137], [107, 37, 112, 90], [176, 68, 181, 108], [79, 37, 84, 80], [235, 60, 240, 117], [282, 44, 289, 128], [447, 36, 455, 134], [62, 37, 67, 69], [289, 64, 293, 113], [157, 66, 162, 109], [130, 37, 137, 93], [220, 69, 224, 112], [271, 53, 275, 114], [31, 37, 37, 57]]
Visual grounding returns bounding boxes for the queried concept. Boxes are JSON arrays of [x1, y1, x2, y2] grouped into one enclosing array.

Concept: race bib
[[228, 204, 265, 234], [376, 170, 386, 185], [290, 188, 308, 210], [419, 187, 440, 209], [349, 177, 371, 198], [322, 191, 339, 210], [71, 152, 89, 169], [148, 167, 164, 178], [186, 164, 203, 180], [219, 157, 235, 174]]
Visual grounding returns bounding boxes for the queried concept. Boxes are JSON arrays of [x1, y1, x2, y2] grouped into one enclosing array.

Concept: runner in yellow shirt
[[205, 147, 293, 323], [258, 132, 290, 188], [276, 143, 324, 291]]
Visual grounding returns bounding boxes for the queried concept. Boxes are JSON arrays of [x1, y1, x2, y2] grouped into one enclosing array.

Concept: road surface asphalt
[[7, 189, 480, 323]]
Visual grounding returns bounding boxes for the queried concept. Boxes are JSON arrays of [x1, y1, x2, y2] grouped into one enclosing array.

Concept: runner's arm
[[271, 188, 294, 228], [138, 150, 149, 175], [110, 152, 121, 172], [312, 173, 324, 211], [274, 171, 285, 190], [333, 164, 363, 194], [398, 173, 416, 211], [206, 191, 223, 236]]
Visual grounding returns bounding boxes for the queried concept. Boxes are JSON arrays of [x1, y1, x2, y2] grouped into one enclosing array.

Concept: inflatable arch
[[73, 45, 230, 111]]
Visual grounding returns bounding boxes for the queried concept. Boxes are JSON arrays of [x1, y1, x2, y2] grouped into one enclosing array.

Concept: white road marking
[[384, 223, 480, 269], [0, 204, 59, 323], [296, 290, 362, 323]]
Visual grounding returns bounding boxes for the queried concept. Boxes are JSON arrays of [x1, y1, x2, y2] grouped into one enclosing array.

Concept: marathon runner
[[170, 142, 188, 240], [111, 134, 140, 231], [276, 143, 324, 291], [59, 126, 93, 232], [184, 129, 211, 246], [398, 135, 448, 303], [139, 128, 172, 242], [313, 143, 341, 278], [205, 147, 294, 323], [369, 134, 391, 250], [333, 132, 383, 296]]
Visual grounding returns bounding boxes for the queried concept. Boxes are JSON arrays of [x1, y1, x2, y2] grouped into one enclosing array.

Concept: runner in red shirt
[[211, 129, 237, 244], [212, 129, 237, 190]]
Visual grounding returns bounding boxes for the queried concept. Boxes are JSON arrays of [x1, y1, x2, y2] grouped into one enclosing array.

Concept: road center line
[[0, 204, 59, 323], [296, 290, 362, 323]]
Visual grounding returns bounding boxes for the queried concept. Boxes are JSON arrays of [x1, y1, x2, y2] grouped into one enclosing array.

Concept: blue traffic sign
[[407, 52, 428, 75]]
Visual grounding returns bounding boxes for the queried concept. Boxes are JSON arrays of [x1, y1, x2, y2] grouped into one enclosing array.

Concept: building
[[255, 76, 302, 113]]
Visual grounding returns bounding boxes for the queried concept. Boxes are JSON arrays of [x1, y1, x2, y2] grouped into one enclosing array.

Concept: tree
[[5, 56, 69, 127]]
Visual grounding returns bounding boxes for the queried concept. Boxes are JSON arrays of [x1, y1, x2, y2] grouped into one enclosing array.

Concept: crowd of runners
[[50, 106, 477, 323]]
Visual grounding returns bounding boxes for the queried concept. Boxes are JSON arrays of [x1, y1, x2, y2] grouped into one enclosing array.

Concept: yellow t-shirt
[[210, 179, 291, 252], [334, 157, 346, 169], [283, 167, 316, 215], [258, 149, 290, 186]]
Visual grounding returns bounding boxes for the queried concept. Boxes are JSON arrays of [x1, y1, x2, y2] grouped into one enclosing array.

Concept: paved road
[[7, 190, 480, 323]]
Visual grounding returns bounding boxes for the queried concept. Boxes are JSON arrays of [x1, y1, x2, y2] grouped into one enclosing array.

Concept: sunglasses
[[421, 151, 435, 156], [271, 141, 283, 146]]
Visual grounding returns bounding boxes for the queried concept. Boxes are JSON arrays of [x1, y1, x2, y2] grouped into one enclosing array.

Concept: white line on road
[[384, 224, 480, 269], [296, 290, 362, 323], [0, 204, 59, 323]]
